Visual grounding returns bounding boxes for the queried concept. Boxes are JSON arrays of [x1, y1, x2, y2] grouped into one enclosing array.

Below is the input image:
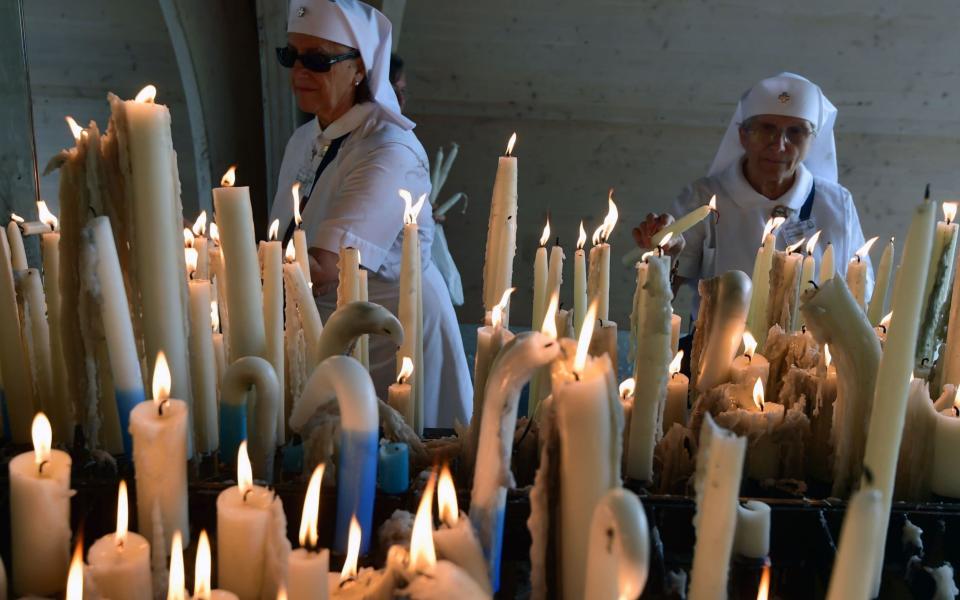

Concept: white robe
[[270, 104, 472, 428], [671, 159, 873, 316]]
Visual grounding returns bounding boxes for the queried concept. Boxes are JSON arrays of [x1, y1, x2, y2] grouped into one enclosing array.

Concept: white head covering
[[707, 72, 838, 182], [287, 0, 414, 131]]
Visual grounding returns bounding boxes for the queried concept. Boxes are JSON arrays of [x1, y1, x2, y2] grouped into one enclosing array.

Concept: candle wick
[[954, 406, 959, 418], [38, 460, 50, 475], [573, 371, 581, 382], [879, 325, 887, 335], [808, 280, 819, 290], [116, 537, 125, 550], [921, 357, 930, 367], [243, 489, 253, 503], [745, 353, 753, 364], [158, 399, 169, 417], [802, 325, 807, 334]]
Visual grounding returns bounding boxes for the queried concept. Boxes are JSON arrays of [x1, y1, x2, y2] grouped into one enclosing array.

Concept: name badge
[[780, 218, 818, 246]]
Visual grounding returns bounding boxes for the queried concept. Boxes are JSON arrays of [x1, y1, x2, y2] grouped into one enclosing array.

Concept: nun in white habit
[[269, 0, 472, 427], [634, 72, 872, 314]]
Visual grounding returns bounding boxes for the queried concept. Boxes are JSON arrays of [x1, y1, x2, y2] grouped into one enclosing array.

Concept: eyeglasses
[[276, 46, 360, 73], [744, 121, 815, 146]]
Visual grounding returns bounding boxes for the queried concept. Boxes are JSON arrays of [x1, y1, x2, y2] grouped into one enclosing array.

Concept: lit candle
[[88, 481, 152, 600], [261, 219, 285, 445], [470, 316, 560, 591], [194, 530, 239, 600], [433, 464, 491, 594], [37, 201, 71, 443], [481, 133, 518, 327], [66, 542, 83, 600], [867, 237, 895, 327], [799, 230, 821, 296], [733, 500, 771, 559], [587, 191, 619, 321], [918, 202, 959, 364], [746, 217, 785, 348], [387, 357, 414, 424], [820, 241, 835, 283], [7, 213, 28, 270], [283, 241, 323, 371], [574, 222, 588, 338], [108, 85, 192, 403], [729, 331, 770, 386], [767, 238, 806, 332], [845, 236, 878, 310], [931, 395, 960, 498], [291, 182, 311, 284], [217, 442, 290, 600], [655, 195, 718, 247], [717, 379, 784, 481], [0, 227, 35, 442], [130, 353, 189, 552], [288, 464, 330, 600], [583, 488, 650, 600], [397, 190, 426, 434], [10, 412, 72, 596], [186, 252, 218, 455], [219, 356, 280, 482], [664, 351, 689, 432], [531, 219, 550, 332], [168, 531, 187, 600], [191, 211, 210, 279]]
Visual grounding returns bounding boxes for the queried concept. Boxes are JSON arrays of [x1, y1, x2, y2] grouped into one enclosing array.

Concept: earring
[[355, 80, 361, 87]]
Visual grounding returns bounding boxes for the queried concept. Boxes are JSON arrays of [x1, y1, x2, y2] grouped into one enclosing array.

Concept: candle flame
[[577, 221, 587, 250], [220, 165, 237, 187], [854, 236, 879, 260], [277, 587, 287, 600], [116, 480, 129, 545], [601, 190, 619, 241], [539, 219, 551, 247], [397, 356, 414, 384], [10, 213, 23, 224], [409, 470, 438, 573], [285, 240, 296, 263], [37, 201, 59, 231], [65, 116, 83, 141], [183, 228, 195, 248], [134, 84, 157, 103], [786, 238, 806, 255], [592, 223, 605, 246], [945, 202, 958, 225], [708, 195, 717, 211], [437, 463, 459, 527], [492, 286, 516, 329], [192, 211, 207, 236], [292, 182, 303, 226], [209, 221, 220, 243], [185, 248, 198, 274], [762, 217, 785, 240], [658, 231, 674, 250], [619, 378, 636, 400], [669, 350, 684, 375], [168, 531, 186, 600], [32, 412, 52, 466], [340, 515, 362, 581], [238, 441, 253, 494], [742, 331, 757, 359], [752, 377, 765, 411], [194, 530, 212, 600], [824, 343, 833, 368], [399, 189, 427, 225], [152, 352, 171, 409], [505, 132, 517, 156], [541, 291, 559, 339], [210, 301, 220, 333], [299, 463, 326, 548], [574, 300, 599, 374], [880, 311, 893, 330], [757, 562, 770, 600], [268, 219, 280, 241], [66, 541, 84, 600]]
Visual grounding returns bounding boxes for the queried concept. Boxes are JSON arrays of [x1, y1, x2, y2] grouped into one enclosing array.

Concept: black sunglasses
[[276, 46, 360, 73]]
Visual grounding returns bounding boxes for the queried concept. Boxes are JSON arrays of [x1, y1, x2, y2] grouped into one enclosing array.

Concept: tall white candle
[[868, 237, 895, 326], [531, 220, 550, 331], [820, 241, 836, 282], [574, 222, 588, 338], [397, 190, 425, 434], [130, 352, 189, 552], [799, 230, 821, 298], [87, 481, 152, 600], [943, 233, 960, 386], [861, 198, 936, 597], [288, 464, 330, 600], [746, 217, 784, 348], [261, 220, 285, 445], [283, 247, 323, 370], [653, 196, 717, 247], [10, 413, 72, 597], [846, 236, 878, 310], [38, 201, 71, 443], [21, 269, 54, 419], [481, 133, 518, 326], [0, 228, 35, 442], [917, 203, 959, 364], [825, 487, 883, 600], [192, 211, 210, 280], [588, 193, 619, 321], [583, 488, 651, 600], [767, 239, 805, 332], [291, 182, 311, 284], [187, 275, 218, 454]]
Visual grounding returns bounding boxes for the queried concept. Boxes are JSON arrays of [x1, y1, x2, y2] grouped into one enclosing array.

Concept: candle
[[20, 268, 54, 422], [481, 133, 518, 326], [314, 301, 403, 365], [283, 243, 323, 370], [336, 523, 409, 599], [186, 270, 218, 455], [655, 195, 718, 248], [530, 238, 565, 416], [733, 500, 771, 559], [109, 86, 192, 403], [291, 182, 311, 284], [589, 319, 619, 369], [868, 237, 895, 326], [587, 191, 619, 321], [729, 331, 770, 386], [931, 395, 960, 498], [664, 351, 689, 431], [551, 308, 622, 600], [210, 221, 231, 355], [531, 220, 550, 331], [671, 312, 682, 356], [357, 269, 370, 369], [825, 486, 883, 600], [7, 214, 28, 270], [217, 442, 290, 600], [397, 190, 426, 434], [800, 276, 882, 497], [220, 356, 280, 482], [88, 481, 152, 600], [213, 166, 267, 363], [918, 202, 959, 364], [717, 379, 785, 481], [846, 236, 878, 310], [820, 241, 835, 282], [0, 228, 35, 442], [130, 353, 189, 551], [261, 220, 285, 445], [692, 270, 752, 392], [191, 211, 210, 280], [387, 357, 414, 426], [687, 413, 747, 600], [290, 355, 379, 555], [470, 324, 560, 591], [583, 488, 650, 600], [288, 464, 330, 600], [10, 413, 72, 596], [944, 234, 960, 386], [194, 530, 239, 600], [337, 246, 361, 309], [377, 441, 409, 494], [433, 465, 491, 594], [574, 222, 588, 338], [767, 238, 806, 332], [746, 217, 785, 348], [38, 201, 71, 443], [626, 254, 672, 482], [799, 230, 821, 296], [66, 542, 83, 600], [212, 301, 226, 390], [861, 198, 936, 597]]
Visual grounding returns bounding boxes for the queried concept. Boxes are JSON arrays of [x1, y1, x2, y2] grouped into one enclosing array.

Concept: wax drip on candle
[[437, 464, 459, 527], [237, 441, 254, 502], [210, 301, 220, 333], [66, 540, 84, 600], [409, 470, 438, 574], [65, 115, 84, 141], [37, 201, 58, 232], [116, 480, 129, 549], [32, 412, 52, 474], [152, 352, 172, 416], [134, 84, 157, 103], [753, 377, 765, 412], [539, 219, 550, 248], [169, 530, 186, 600], [397, 356, 414, 385], [292, 182, 303, 228], [806, 230, 822, 256], [505, 132, 517, 157], [221, 165, 237, 187], [340, 515, 362, 583], [194, 530, 213, 600], [299, 463, 326, 550], [853, 236, 879, 263]]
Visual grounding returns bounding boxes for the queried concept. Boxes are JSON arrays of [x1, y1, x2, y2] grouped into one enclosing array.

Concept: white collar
[[720, 159, 814, 213], [314, 102, 375, 142]]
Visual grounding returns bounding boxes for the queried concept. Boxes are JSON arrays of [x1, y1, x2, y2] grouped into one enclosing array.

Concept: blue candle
[[115, 388, 145, 454], [377, 442, 409, 494], [219, 402, 247, 464], [335, 428, 379, 554]]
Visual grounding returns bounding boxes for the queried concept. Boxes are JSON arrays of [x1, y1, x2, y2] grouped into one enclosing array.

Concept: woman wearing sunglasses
[[269, 0, 472, 427]]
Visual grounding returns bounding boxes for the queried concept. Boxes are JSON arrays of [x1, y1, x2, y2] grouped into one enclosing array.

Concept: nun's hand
[[632, 213, 685, 256], [307, 247, 340, 298]]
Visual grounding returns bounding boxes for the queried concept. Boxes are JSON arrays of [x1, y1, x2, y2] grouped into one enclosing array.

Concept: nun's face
[[738, 115, 814, 181], [287, 33, 365, 123]]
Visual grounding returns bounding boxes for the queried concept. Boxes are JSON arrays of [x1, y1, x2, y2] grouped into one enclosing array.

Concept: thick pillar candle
[[733, 500, 771, 559], [87, 481, 152, 600], [288, 465, 330, 600]]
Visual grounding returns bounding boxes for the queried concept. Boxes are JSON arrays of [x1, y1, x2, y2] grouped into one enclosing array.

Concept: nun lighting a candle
[[632, 73, 872, 333], [268, 0, 472, 427]]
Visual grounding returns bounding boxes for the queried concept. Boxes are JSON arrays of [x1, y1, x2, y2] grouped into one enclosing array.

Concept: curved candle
[[583, 488, 650, 600], [470, 331, 560, 590], [315, 301, 404, 364], [691, 270, 752, 392], [290, 355, 379, 554], [282, 261, 323, 368], [220, 356, 280, 483]]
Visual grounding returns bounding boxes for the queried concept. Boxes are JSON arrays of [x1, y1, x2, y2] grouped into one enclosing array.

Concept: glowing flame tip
[[577, 221, 587, 250], [192, 211, 207, 236], [574, 301, 599, 373], [237, 441, 253, 494], [944, 202, 958, 224], [806, 230, 822, 255], [505, 132, 517, 156], [539, 219, 551, 247], [340, 516, 362, 581], [752, 377, 765, 410], [669, 350, 684, 375], [134, 84, 157, 103], [194, 530, 212, 600], [32, 412, 52, 466], [409, 471, 438, 573], [619, 378, 636, 400], [855, 236, 879, 260], [220, 165, 237, 187], [151, 352, 171, 407], [397, 356, 414, 384], [299, 464, 325, 548], [268, 219, 280, 241], [541, 292, 559, 339], [437, 464, 459, 527], [742, 331, 757, 359], [65, 116, 83, 141]]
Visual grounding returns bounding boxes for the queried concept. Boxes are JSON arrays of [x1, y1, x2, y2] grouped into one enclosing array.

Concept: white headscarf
[[287, 0, 414, 131], [708, 72, 838, 182]]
